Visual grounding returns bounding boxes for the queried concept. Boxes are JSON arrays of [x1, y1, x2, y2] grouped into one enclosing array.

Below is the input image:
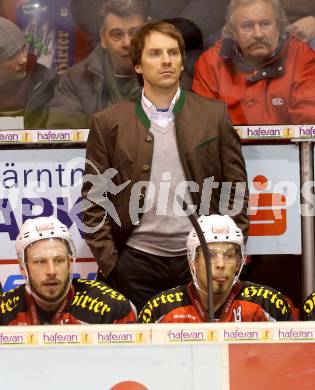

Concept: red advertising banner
[[229, 343, 315, 390]]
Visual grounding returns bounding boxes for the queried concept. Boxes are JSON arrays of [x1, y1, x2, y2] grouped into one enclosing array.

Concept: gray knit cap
[[0, 17, 26, 62]]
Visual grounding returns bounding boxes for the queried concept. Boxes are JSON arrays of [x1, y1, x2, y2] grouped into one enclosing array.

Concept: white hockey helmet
[[187, 215, 246, 290], [16, 216, 76, 267]]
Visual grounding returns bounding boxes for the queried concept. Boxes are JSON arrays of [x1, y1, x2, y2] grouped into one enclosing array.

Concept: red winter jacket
[[193, 36, 315, 125]]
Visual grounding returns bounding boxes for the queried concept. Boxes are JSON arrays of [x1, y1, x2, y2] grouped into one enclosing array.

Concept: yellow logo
[[27, 333, 37, 345], [262, 329, 272, 341], [283, 127, 293, 138], [136, 332, 145, 343], [207, 330, 219, 341], [21, 131, 31, 142], [81, 332, 92, 344], [73, 130, 84, 142]]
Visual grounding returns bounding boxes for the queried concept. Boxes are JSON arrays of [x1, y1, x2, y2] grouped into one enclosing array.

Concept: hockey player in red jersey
[[139, 215, 292, 323], [0, 217, 136, 325]]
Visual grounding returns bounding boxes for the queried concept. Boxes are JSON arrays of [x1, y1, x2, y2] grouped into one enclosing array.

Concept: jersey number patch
[[233, 305, 242, 322]]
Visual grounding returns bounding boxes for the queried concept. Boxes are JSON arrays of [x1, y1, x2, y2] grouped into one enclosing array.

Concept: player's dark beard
[[29, 275, 70, 305]]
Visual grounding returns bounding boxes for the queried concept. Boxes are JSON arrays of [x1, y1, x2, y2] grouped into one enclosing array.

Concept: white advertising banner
[[0, 146, 301, 290], [0, 342, 225, 390], [1, 322, 315, 390], [0, 148, 96, 291]]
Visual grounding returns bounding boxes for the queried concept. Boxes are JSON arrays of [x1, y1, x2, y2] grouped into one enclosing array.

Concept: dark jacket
[[280, 0, 315, 23], [46, 45, 116, 129], [82, 90, 249, 276], [1, 56, 57, 129]]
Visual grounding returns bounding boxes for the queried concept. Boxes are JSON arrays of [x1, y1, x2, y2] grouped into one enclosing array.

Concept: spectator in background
[[164, 17, 204, 78], [46, 0, 147, 129], [281, 0, 315, 49], [70, 0, 113, 49], [0, 17, 56, 128], [70, 0, 229, 48], [192, 0, 315, 125], [0, 216, 137, 325]]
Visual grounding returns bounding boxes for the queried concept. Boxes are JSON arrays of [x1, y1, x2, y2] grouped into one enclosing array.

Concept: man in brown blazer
[[82, 21, 249, 311]]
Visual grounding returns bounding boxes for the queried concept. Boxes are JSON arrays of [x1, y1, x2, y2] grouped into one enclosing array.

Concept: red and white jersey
[[139, 281, 292, 323], [0, 278, 137, 325]]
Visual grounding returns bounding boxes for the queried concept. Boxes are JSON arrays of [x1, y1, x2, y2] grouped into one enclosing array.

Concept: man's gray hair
[[222, 0, 289, 40], [100, 0, 149, 31]]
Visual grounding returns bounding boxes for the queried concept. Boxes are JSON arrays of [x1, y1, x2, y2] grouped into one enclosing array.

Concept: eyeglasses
[[108, 27, 140, 42]]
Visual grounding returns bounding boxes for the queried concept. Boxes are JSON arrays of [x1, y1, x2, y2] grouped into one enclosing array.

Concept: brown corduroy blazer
[[82, 90, 249, 276]]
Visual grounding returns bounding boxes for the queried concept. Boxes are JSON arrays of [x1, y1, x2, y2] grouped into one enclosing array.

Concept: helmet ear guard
[[186, 215, 246, 290]]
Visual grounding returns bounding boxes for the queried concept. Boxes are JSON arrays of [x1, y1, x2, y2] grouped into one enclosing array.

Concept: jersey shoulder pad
[[139, 285, 188, 323], [69, 279, 132, 324], [0, 285, 26, 325], [301, 291, 315, 320], [74, 279, 127, 301], [239, 281, 292, 320]]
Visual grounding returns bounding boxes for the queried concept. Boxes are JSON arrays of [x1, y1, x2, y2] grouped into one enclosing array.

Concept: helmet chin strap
[[192, 272, 208, 296], [232, 266, 243, 286], [194, 282, 208, 297]]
